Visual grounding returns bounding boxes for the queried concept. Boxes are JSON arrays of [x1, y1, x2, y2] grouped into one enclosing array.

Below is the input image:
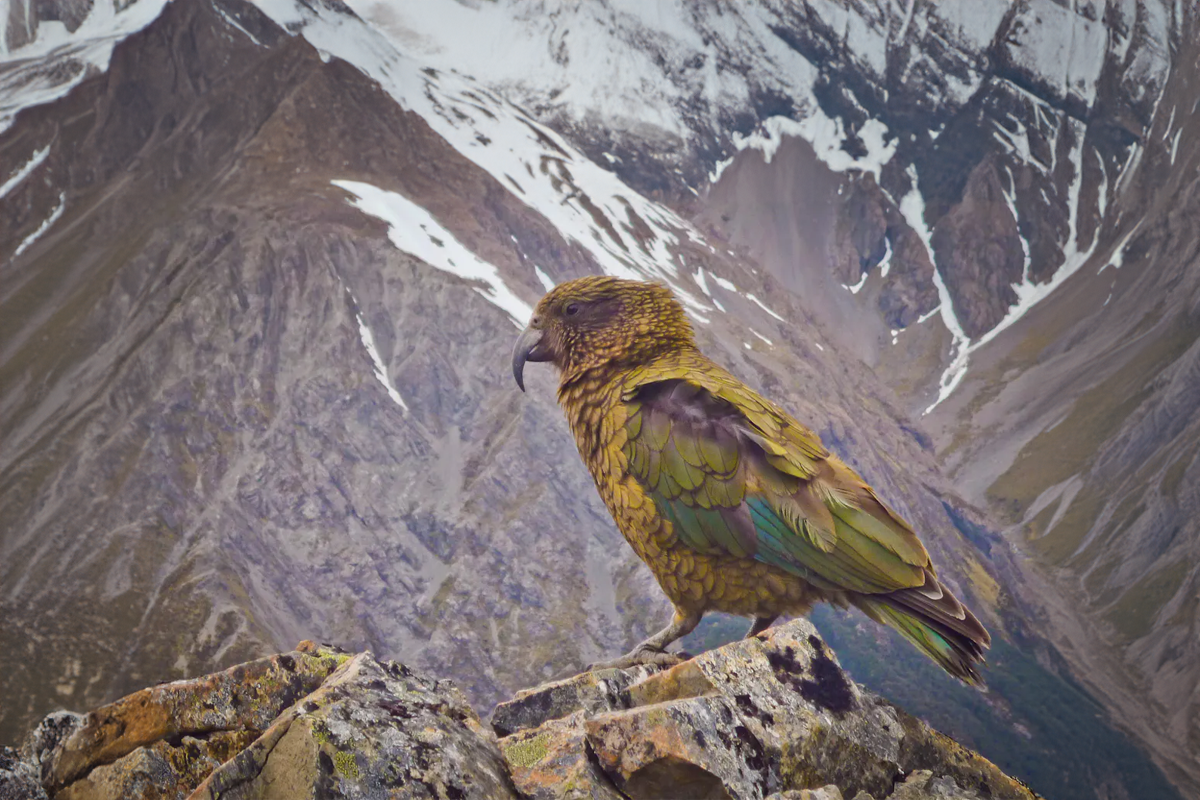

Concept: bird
[[511, 275, 991, 683]]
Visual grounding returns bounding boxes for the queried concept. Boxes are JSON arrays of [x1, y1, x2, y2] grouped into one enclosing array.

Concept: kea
[[512, 276, 991, 682]]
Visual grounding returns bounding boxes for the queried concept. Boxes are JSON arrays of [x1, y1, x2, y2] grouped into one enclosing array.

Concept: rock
[[929, 159, 1024, 340], [53, 731, 257, 800], [1, 709, 81, 800], [881, 769, 981, 799], [43, 642, 345, 793], [189, 652, 518, 800], [3, 625, 1037, 800], [500, 713, 624, 800], [0, 747, 46, 800], [766, 788, 843, 800], [20, 711, 84, 778], [496, 619, 1037, 800], [490, 665, 658, 738]]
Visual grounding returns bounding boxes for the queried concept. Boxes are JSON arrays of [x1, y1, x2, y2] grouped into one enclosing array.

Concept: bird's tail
[[855, 582, 991, 685]]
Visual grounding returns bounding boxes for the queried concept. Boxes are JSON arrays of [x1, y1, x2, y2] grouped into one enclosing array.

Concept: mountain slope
[[0, 0, 994, 734], [925, 31, 1200, 793], [364, 1, 1197, 792], [0, 1, 1188, 797]]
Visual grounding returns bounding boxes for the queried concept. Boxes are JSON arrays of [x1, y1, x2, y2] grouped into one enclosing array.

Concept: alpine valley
[[1, 2, 1197, 799]]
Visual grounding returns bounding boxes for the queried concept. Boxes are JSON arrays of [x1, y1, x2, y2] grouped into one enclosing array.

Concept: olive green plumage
[[512, 276, 991, 683]]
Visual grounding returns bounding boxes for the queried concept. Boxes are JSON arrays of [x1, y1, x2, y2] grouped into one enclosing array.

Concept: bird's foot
[[587, 645, 689, 671]]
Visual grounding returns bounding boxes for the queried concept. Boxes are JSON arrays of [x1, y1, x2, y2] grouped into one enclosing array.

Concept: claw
[[587, 645, 688, 671]]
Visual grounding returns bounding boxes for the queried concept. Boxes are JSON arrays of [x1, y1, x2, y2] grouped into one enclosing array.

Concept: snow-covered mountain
[[2, 1, 1196, 797], [346, 0, 1177, 413]]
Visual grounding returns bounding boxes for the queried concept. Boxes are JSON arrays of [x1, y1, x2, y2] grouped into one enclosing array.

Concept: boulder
[[499, 713, 624, 800], [188, 652, 517, 800], [491, 618, 1037, 800], [42, 642, 345, 794]]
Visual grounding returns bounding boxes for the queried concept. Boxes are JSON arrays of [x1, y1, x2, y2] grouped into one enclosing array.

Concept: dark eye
[[565, 302, 581, 316]]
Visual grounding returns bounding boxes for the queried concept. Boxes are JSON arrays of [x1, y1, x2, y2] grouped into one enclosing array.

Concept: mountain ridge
[[1, 1, 1193, 797]]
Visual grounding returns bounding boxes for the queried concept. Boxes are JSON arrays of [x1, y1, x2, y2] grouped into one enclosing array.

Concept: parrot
[[511, 275, 991, 683]]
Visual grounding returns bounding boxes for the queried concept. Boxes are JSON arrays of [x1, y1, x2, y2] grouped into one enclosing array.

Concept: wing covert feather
[[620, 362, 933, 598]]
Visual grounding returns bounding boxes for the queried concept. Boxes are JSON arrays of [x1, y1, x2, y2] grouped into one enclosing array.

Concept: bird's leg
[[589, 609, 701, 670], [744, 615, 779, 639]]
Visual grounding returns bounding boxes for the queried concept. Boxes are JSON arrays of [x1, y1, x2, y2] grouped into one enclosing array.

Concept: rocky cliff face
[[0, 1, 1191, 799], [0, 621, 1040, 800]]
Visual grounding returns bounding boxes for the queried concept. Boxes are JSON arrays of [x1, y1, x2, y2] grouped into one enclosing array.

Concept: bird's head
[[512, 276, 694, 390]]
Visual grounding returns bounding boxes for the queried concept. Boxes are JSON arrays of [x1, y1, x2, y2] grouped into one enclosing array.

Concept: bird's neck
[[556, 363, 630, 459]]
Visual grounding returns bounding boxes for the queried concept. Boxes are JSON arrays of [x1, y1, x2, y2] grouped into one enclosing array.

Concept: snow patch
[[0, 145, 49, 199], [971, 127, 1098, 346], [1001, 167, 1031, 282], [1001, 0, 1107, 109], [1100, 221, 1142, 273], [731, 113, 897, 183], [1114, 143, 1143, 196], [332, 179, 533, 325], [257, 0, 714, 315], [534, 266, 555, 291], [746, 293, 785, 322], [895, 166, 971, 414], [711, 274, 738, 293], [693, 267, 728, 312], [12, 192, 64, 258], [341, 0, 823, 153], [214, 3, 264, 46], [749, 329, 773, 347], [347, 290, 408, 412], [926, 0, 1010, 54], [991, 116, 1037, 169], [709, 154, 736, 185], [843, 270, 869, 295], [924, 124, 1103, 413], [845, 235, 893, 294]]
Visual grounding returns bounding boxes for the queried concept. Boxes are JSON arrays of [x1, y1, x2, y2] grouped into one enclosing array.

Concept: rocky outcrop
[[495, 619, 1032, 800], [1, 622, 1037, 800], [4, 641, 518, 800]]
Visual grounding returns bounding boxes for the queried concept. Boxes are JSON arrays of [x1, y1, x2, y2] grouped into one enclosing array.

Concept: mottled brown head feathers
[[526, 277, 695, 383]]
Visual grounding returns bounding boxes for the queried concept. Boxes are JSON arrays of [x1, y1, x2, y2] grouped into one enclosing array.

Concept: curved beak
[[512, 326, 552, 392]]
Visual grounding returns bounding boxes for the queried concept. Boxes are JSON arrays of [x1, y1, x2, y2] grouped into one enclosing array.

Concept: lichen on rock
[[1, 624, 1036, 800], [493, 619, 1038, 800]]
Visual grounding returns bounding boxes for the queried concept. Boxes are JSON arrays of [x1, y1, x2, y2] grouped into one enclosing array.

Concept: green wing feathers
[[620, 364, 991, 682]]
